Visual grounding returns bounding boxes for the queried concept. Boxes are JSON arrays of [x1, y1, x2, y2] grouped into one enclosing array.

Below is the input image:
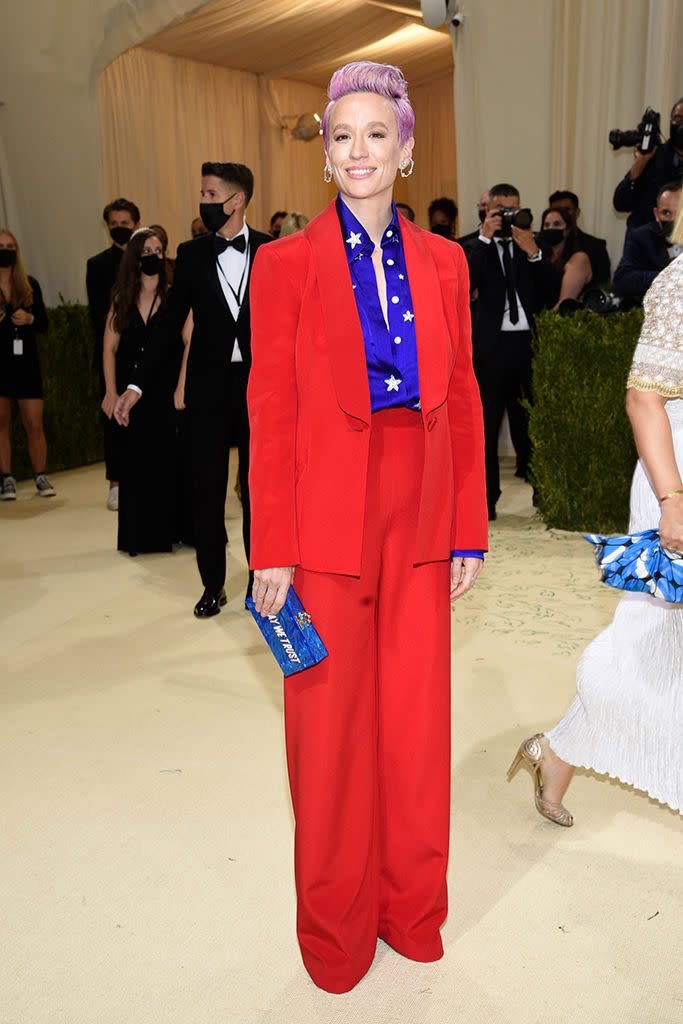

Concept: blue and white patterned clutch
[[246, 586, 329, 676], [585, 528, 683, 604]]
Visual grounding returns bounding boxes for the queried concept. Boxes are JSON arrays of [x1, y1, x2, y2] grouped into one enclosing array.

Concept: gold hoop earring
[[324, 164, 333, 184], [400, 158, 415, 179]]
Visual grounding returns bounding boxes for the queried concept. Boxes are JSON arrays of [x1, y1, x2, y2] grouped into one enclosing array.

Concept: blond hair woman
[[0, 229, 54, 500]]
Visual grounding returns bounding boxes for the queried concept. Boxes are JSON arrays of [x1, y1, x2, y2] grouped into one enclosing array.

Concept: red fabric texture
[[287, 409, 451, 993], [247, 202, 487, 575]]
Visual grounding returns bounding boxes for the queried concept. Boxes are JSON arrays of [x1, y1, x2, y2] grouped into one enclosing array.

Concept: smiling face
[[325, 91, 414, 204]]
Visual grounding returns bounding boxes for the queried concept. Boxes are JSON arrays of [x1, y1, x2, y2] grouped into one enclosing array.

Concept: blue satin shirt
[[336, 196, 484, 562]]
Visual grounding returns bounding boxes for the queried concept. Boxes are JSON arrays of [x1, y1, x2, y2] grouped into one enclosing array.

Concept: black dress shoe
[[194, 588, 227, 618], [488, 507, 497, 522]]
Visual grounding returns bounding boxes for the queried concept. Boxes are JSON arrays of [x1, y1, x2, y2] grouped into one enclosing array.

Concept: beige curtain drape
[[394, 72, 457, 228]]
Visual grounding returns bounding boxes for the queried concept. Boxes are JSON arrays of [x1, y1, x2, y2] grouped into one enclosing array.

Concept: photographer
[[467, 184, 556, 519], [613, 99, 683, 234], [613, 181, 682, 302]]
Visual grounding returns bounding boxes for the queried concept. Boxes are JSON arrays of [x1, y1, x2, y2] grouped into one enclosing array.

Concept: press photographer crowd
[[1, 97, 683, 603]]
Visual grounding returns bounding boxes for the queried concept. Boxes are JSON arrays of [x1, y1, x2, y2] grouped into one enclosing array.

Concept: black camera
[[493, 206, 533, 238], [558, 288, 634, 317], [608, 107, 662, 153]]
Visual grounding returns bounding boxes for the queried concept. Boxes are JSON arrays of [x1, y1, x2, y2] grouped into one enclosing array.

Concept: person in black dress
[[86, 198, 141, 510], [0, 229, 55, 501], [102, 227, 177, 555]]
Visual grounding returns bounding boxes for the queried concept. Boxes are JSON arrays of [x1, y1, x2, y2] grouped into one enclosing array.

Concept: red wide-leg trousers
[[286, 408, 452, 993]]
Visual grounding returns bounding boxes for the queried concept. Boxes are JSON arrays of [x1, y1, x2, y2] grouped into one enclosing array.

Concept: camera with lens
[[493, 207, 534, 238], [558, 287, 635, 317], [608, 107, 662, 153]]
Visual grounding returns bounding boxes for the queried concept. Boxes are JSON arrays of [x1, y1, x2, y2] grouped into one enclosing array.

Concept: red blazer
[[248, 201, 487, 575]]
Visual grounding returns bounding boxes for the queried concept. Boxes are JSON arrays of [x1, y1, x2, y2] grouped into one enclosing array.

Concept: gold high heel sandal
[[507, 734, 573, 827]]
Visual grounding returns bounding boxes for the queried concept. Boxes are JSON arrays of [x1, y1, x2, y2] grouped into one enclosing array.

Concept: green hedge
[[529, 308, 643, 533], [10, 303, 103, 480]]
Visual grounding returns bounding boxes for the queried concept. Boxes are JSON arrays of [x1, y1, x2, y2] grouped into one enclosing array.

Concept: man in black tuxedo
[[86, 197, 140, 510], [548, 190, 611, 285], [467, 183, 556, 520], [115, 163, 270, 617], [614, 181, 682, 302]]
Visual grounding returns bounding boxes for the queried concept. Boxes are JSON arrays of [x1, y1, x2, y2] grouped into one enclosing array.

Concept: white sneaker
[[107, 485, 119, 511], [1, 475, 17, 501], [35, 473, 56, 497]]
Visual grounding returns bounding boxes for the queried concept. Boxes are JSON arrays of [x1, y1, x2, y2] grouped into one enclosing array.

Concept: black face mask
[[659, 219, 675, 239], [199, 192, 237, 233], [271, 227, 281, 239], [670, 122, 683, 149], [0, 249, 17, 268], [110, 226, 133, 246], [540, 228, 565, 247], [140, 253, 164, 277], [431, 223, 453, 238]]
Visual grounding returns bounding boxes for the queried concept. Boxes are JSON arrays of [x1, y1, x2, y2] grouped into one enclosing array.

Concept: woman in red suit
[[248, 61, 487, 993]]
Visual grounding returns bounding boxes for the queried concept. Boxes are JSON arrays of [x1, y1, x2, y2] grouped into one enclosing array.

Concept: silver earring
[[324, 164, 333, 183], [400, 158, 415, 178]]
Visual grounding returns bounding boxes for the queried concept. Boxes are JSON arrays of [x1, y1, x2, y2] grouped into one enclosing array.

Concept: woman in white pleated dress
[[509, 208, 683, 825]]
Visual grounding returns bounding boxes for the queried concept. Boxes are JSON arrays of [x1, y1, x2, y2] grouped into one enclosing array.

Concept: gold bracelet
[[659, 488, 683, 502]]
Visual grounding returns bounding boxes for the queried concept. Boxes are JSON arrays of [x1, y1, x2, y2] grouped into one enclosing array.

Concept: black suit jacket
[[613, 221, 672, 300], [86, 245, 123, 351], [466, 237, 557, 363], [133, 227, 271, 409], [576, 228, 611, 285]]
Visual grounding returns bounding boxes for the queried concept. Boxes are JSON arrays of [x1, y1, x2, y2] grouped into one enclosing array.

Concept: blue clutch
[[585, 528, 683, 604], [246, 586, 329, 676]]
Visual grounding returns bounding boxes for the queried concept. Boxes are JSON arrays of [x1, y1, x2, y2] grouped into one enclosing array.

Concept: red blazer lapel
[[305, 203, 371, 427], [401, 220, 453, 417]]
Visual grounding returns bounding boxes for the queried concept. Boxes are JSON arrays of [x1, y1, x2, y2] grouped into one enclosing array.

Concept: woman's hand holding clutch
[[659, 494, 683, 554], [253, 566, 295, 616]]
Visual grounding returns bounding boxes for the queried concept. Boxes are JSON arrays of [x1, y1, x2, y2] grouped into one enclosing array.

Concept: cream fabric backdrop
[[393, 72, 457, 227], [454, 0, 683, 268], [99, 50, 345, 248]]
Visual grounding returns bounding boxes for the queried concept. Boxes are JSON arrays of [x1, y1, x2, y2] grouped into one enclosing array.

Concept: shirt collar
[[217, 222, 249, 249], [336, 195, 401, 264]]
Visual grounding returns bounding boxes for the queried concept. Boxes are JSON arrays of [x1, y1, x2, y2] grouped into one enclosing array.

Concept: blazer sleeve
[[85, 256, 108, 343], [448, 245, 488, 550], [247, 243, 302, 570], [613, 231, 660, 298]]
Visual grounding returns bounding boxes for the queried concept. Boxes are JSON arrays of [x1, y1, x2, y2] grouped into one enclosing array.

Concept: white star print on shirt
[[403, 310, 414, 322], [346, 231, 363, 250], [385, 375, 402, 392]]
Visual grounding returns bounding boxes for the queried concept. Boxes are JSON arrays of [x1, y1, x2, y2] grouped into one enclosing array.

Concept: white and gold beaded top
[[627, 252, 683, 398]]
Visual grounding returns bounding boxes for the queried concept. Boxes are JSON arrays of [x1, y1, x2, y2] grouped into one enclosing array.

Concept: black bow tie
[[214, 233, 246, 255]]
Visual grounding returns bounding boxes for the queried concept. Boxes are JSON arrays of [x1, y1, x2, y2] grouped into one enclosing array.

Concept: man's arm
[[613, 147, 657, 212]]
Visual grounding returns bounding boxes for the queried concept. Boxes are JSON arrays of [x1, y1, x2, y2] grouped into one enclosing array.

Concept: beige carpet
[[2, 459, 682, 1024]]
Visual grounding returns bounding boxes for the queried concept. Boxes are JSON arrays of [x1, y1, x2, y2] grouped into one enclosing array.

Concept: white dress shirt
[[216, 222, 250, 362], [478, 233, 542, 332]]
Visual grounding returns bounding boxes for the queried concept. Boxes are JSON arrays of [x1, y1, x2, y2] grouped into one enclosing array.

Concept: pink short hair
[[321, 61, 415, 149]]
